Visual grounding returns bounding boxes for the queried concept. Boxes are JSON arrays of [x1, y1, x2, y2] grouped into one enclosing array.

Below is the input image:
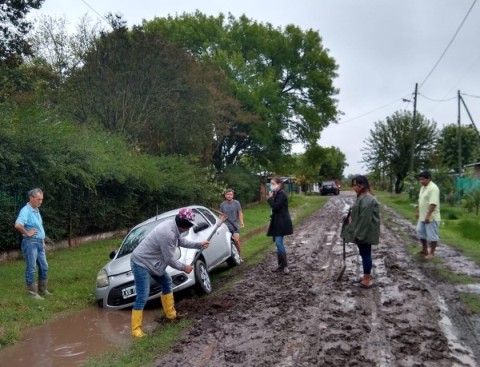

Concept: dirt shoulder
[[155, 192, 480, 367]]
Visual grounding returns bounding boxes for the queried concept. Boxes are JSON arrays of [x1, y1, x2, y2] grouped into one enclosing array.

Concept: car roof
[[131, 205, 208, 230]]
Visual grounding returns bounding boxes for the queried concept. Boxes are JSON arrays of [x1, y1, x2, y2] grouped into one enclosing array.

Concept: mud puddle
[[0, 306, 161, 366]]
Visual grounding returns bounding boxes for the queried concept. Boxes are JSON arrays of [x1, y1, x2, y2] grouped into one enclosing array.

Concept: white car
[[95, 205, 241, 309]]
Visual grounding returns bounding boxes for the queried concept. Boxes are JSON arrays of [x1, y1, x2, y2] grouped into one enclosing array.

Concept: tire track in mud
[[155, 193, 479, 367]]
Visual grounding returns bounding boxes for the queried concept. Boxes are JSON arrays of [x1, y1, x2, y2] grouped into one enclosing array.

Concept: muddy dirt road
[[155, 192, 480, 367]]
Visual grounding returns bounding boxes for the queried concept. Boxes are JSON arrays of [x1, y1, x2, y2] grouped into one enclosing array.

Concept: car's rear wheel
[[194, 259, 212, 295], [227, 239, 242, 267]]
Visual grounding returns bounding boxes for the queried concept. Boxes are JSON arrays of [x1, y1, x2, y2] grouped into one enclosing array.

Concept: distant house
[[464, 162, 480, 178]]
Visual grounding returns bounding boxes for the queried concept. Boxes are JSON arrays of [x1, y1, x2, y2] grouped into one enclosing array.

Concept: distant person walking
[[220, 189, 244, 260], [416, 170, 441, 259], [130, 208, 209, 338], [267, 176, 293, 275], [341, 175, 380, 288], [15, 188, 51, 300]]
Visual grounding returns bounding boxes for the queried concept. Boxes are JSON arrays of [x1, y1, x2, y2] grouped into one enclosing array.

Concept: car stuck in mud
[[95, 206, 241, 309]]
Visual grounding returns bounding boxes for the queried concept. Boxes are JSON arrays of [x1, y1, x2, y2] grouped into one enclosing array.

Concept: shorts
[[416, 221, 439, 242]]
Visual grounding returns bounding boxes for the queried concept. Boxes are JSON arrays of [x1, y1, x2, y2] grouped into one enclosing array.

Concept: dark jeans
[[357, 243, 372, 275]]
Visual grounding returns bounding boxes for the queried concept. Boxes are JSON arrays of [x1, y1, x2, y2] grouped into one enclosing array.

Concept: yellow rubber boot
[[160, 293, 177, 320], [131, 309, 146, 337]]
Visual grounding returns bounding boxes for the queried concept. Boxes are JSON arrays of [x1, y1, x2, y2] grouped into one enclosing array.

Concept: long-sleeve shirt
[[131, 218, 201, 277]]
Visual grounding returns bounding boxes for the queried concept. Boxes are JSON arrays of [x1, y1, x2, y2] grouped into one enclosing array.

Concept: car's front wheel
[[194, 259, 212, 295], [227, 240, 242, 267]]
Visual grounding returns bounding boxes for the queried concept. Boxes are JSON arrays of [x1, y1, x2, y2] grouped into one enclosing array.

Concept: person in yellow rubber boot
[[129, 207, 209, 337]]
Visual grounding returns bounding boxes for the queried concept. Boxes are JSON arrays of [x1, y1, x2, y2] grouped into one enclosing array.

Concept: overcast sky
[[32, 0, 480, 175]]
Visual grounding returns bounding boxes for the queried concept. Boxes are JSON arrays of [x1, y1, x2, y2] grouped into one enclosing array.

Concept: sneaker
[[28, 291, 44, 300]]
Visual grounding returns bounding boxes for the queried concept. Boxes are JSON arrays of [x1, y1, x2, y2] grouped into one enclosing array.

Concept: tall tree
[[436, 124, 480, 173], [63, 18, 249, 165], [0, 0, 44, 68], [143, 12, 339, 171], [362, 111, 437, 193]]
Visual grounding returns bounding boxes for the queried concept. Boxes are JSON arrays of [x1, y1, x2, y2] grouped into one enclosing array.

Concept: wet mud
[[2, 192, 480, 366], [155, 192, 480, 366]]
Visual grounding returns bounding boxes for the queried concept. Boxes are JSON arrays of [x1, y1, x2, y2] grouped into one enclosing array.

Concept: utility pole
[[457, 90, 462, 175], [409, 83, 418, 173]]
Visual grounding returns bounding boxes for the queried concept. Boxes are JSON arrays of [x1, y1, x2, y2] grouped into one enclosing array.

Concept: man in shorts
[[416, 170, 441, 259], [220, 189, 244, 261]]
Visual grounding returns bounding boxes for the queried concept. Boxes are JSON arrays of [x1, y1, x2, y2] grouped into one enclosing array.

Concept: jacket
[[341, 193, 380, 245], [266, 189, 293, 237]]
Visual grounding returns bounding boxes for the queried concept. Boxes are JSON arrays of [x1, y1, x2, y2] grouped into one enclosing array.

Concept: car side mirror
[[109, 250, 116, 260], [193, 222, 209, 233]]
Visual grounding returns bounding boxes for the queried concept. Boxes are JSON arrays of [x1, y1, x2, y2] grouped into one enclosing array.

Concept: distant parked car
[[95, 206, 241, 310], [320, 180, 340, 196]]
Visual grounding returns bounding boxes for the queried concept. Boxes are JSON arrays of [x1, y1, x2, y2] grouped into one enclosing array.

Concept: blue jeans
[[357, 243, 372, 275], [274, 236, 286, 255], [131, 260, 173, 310], [21, 238, 48, 285]]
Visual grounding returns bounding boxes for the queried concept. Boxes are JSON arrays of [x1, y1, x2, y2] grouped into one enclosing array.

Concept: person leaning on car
[[129, 207, 209, 338]]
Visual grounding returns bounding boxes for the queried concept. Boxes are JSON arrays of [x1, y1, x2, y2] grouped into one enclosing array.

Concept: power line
[[418, 93, 456, 102], [336, 96, 406, 124], [79, 0, 111, 26], [419, 0, 477, 89]]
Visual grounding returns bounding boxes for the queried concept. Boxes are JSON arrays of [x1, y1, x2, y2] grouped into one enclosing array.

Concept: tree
[[292, 145, 347, 192], [0, 0, 45, 68], [143, 12, 339, 171], [362, 111, 437, 193], [63, 18, 248, 165], [29, 14, 102, 83], [436, 124, 480, 173]]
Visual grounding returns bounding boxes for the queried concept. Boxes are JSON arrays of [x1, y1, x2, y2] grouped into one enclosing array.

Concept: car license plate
[[122, 285, 136, 299]]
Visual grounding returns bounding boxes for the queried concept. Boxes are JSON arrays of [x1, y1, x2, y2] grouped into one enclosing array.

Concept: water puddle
[[0, 306, 160, 366]]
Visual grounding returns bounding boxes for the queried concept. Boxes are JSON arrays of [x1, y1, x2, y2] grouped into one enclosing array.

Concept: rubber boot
[[27, 283, 44, 300], [280, 253, 290, 275], [38, 279, 52, 296], [161, 293, 184, 320], [271, 253, 282, 272], [131, 309, 146, 338]]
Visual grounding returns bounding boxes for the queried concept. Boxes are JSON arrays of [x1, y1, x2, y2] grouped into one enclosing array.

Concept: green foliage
[[362, 111, 437, 193], [143, 12, 339, 172], [62, 23, 243, 168], [453, 218, 480, 241], [463, 189, 480, 215], [0, 0, 45, 68], [219, 165, 262, 204], [0, 100, 224, 250], [436, 124, 480, 174]]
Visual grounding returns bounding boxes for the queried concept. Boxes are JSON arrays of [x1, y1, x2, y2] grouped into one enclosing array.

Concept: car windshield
[[116, 217, 171, 258]]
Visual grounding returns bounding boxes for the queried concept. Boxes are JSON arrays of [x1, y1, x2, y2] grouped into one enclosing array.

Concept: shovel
[[336, 238, 346, 281], [190, 214, 228, 266], [336, 207, 351, 281]]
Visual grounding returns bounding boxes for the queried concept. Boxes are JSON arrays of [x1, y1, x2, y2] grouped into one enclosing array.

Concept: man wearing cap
[[130, 207, 209, 337], [416, 170, 441, 259]]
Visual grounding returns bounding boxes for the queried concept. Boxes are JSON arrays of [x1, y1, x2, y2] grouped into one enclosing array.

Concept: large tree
[[0, 0, 44, 68], [143, 12, 339, 171], [63, 17, 251, 165], [362, 111, 437, 193]]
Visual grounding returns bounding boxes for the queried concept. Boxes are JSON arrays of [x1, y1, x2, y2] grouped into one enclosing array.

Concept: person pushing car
[[130, 207, 209, 337]]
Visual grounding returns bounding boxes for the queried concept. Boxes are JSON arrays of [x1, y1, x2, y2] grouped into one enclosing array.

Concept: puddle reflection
[[0, 306, 159, 366]]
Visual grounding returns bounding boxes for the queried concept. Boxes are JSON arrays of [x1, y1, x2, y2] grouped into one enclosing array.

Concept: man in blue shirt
[[15, 188, 51, 300]]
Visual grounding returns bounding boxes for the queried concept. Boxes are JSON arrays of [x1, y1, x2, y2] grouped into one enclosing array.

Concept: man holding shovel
[[130, 207, 209, 338]]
